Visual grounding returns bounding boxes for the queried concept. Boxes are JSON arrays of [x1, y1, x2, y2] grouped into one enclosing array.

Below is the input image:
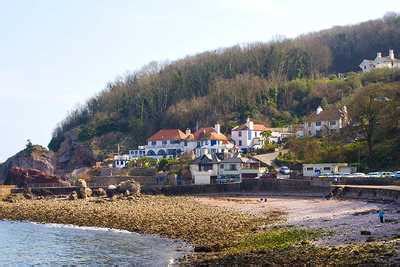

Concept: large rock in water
[[0, 145, 55, 185]]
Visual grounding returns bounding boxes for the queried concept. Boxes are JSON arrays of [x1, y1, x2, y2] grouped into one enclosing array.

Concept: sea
[[0, 220, 192, 266]]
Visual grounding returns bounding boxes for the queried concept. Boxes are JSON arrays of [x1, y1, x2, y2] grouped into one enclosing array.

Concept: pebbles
[[0, 196, 280, 250]]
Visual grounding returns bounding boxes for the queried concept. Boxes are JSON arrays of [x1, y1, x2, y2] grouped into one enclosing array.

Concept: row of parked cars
[[319, 171, 400, 179]]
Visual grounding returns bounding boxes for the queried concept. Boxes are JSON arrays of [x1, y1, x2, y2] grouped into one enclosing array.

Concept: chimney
[[316, 106, 323, 115], [246, 118, 254, 130], [389, 49, 395, 60], [376, 52, 382, 59], [214, 123, 221, 134], [185, 128, 191, 136]]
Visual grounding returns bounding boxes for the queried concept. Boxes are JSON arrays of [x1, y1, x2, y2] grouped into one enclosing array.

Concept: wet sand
[[195, 196, 400, 245]]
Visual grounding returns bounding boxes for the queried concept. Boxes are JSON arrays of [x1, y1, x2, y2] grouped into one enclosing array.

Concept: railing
[[27, 183, 72, 188]]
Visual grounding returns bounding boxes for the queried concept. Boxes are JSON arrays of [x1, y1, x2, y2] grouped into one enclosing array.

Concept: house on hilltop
[[359, 49, 400, 72], [303, 106, 349, 137]]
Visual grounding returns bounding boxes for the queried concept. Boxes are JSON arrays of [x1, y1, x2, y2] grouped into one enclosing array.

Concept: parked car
[[394, 171, 400, 179], [348, 172, 367, 177], [381, 172, 394, 178], [260, 172, 277, 179], [279, 166, 290, 175], [367, 172, 382, 178]]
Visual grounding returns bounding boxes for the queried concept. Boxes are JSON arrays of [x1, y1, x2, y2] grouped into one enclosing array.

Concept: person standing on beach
[[378, 209, 385, 223]]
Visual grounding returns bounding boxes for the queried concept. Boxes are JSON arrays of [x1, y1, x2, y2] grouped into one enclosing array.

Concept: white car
[[279, 166, 290, 175], [381, 172, 394, 178], [348, 172, 367, 177], [368, 172, 382, 178], [394, 171, 400, 179]]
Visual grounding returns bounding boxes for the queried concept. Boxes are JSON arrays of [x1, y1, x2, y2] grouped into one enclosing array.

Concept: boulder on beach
[[117, 179, 141, 196], [78, 187, 92, 199], [76, 179, 87, 188], [68, 191, 78, 200], [93, 188, 107, 197], [106, 185, 118, 198]]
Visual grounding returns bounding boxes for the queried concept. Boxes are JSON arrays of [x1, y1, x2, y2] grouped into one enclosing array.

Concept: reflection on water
[[0, 220, 192, 266]]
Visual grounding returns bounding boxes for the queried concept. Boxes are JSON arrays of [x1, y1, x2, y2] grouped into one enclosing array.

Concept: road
[[253, 149, 289, 178]]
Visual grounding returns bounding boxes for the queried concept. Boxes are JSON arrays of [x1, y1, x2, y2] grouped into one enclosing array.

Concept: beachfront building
[[359, 49, 400, 72], [303, 106, 349, 137], [189, 153, 221, 184], [113, 154, 130, 169], [128, 123, 233, 161], [193, 123, 234, 157], [190, 152, 267, 184], [144, 129, 194, 159], [302, 163, 353, 177], [231, 118, 269, 152]]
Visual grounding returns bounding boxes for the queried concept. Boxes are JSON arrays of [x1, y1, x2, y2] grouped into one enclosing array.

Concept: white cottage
[[303, 106, 349, 137], [359, 49, 400, 72], [231, 118, 269, 152]]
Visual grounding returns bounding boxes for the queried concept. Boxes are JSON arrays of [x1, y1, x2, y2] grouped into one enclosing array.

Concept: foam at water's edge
[[0, 220, 193, 248]]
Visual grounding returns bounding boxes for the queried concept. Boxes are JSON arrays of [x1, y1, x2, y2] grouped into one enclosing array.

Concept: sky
[[0, 0, 398, 162]]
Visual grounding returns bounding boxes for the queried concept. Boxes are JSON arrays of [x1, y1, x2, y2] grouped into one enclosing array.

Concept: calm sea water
[[0, 220, 192, 266]]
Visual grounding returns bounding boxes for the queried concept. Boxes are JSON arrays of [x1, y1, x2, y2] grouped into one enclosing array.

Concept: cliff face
[[54, 130, 96, 174], [0, 146, 55, 184]]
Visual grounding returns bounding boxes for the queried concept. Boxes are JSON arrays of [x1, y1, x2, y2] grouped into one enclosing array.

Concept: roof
[[232, 123, 268, 131], [192, 153, 221, 164], [305, 108, 342, 122], [193, 127, 229, 142], [147, 129, 188, 141]]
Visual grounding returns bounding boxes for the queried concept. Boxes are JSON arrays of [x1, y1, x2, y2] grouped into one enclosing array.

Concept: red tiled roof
[[194, 127, 229, 142], [232, 123, 268, 131], [147, 129, 188, 141]]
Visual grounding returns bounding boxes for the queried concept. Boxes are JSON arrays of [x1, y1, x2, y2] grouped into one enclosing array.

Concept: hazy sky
[[0, 0, 398, 161]]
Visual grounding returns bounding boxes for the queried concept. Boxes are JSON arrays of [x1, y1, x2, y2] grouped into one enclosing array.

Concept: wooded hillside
[[48, 14, 400, 159]]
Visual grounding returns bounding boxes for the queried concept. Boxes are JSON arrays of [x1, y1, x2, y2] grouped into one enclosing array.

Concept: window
[[323, 167, 331, 171], [316, 121, 321, 126], [220, 164, 224, 169], [151, 141, 156, 146], [306, 167, 313, 171], [162, 140, 167, 145], [184, 141, 187, 146], [238, 131, 242, 137], [308, 122, 311, 127], [239, 140, 242, 146], [330, 121, 337, 126], [211, 140, 217, 146], [230, 164, 237, 171], [248, 130, 252, 140]]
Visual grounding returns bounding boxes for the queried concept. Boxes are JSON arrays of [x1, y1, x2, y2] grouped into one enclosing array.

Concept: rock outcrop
[[55, 130, 96, 174], [0, 145, 55, 185], [7, 167, 70, 187]]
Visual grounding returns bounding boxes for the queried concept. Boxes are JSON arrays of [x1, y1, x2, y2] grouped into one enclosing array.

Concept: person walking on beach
[[378, 209, 385, 223]]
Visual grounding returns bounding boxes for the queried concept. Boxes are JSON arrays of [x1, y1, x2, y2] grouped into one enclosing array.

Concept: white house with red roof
[[231, 118, 269, 151], [192, 123, 234, 157], [144, 128, 193, 159], [128, 123, 234, 160]]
